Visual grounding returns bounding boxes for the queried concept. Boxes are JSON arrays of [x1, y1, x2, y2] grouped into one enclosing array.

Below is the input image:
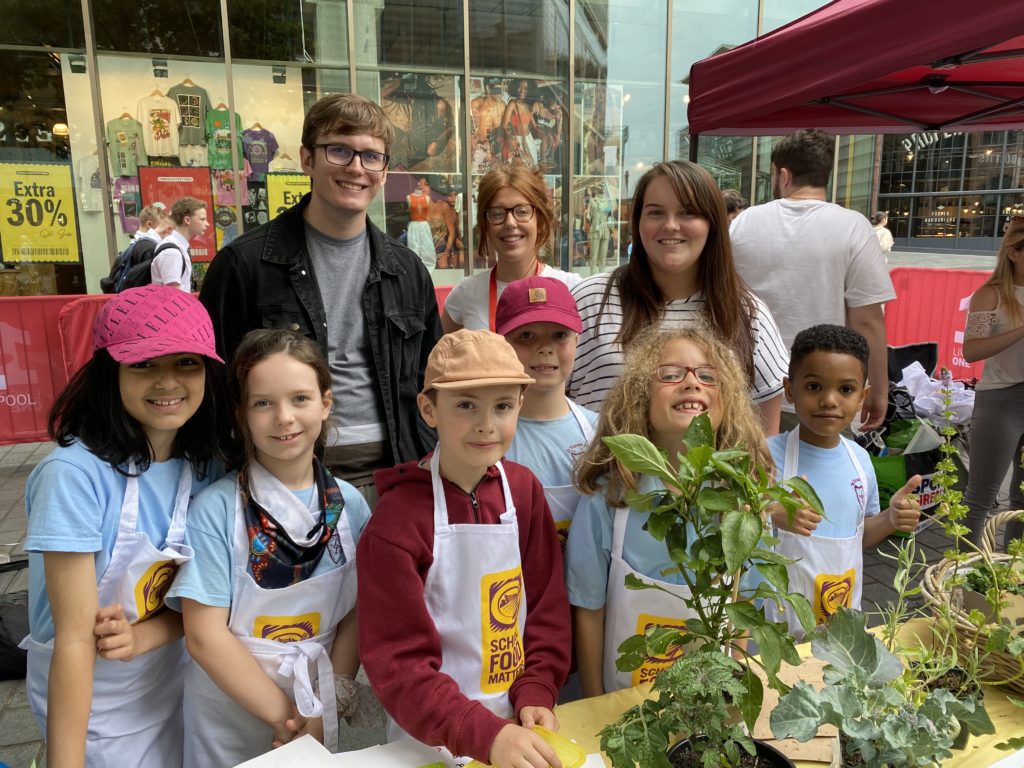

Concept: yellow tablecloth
[[555, 619, 1022, 767]]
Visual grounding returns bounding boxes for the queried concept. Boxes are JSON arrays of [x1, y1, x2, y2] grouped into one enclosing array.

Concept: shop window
[[92, 0, 223, 57], [963, 133, 1006, 192], [957, 195, 998, 238], [877, 196, 911, 239], [911, 195, 959, 239], [470, 0, 567, 75], [2, 0, 84, 48], [353, 0, 463, 69], [696, 137, 754, 202], [229, 0, 347, 65]]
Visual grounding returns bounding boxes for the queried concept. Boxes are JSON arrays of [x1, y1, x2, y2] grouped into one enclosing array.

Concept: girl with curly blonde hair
[[565, 326, 772, 697]]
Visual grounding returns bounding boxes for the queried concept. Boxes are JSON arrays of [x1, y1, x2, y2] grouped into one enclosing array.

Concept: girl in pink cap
[[23, 285, 235, 768]]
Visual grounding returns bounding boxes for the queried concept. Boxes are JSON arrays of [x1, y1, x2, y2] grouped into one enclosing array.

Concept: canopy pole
[[689, 133, 698, 162]]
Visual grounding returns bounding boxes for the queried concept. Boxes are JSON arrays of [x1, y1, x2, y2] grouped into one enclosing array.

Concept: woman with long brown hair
[[568, 160, 787, 433]]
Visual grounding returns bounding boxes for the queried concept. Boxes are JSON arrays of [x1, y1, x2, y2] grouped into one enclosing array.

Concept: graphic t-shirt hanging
[[242, 128, 279, 181], [167, 83, 211, 146], [105, 117, 148, 176], [205, 110, 244, 169], [136, 95, 181, 157], [113, 176, 142, 233]]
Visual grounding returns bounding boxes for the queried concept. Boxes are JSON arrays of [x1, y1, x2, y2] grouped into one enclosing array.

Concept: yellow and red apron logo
[[632, 614, 687, 686], [133, 560, 179, 622], [254, 613, 321, 643], [480, 567, 524, 693], [814, 569, 856, 624], [554, 520, 571, 554]]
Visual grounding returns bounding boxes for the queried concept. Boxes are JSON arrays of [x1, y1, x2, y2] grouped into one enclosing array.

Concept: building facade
[[0, 0, 1018, 297]]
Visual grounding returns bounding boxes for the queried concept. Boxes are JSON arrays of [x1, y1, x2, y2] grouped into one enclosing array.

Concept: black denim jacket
[[199, 194, 441, 465]]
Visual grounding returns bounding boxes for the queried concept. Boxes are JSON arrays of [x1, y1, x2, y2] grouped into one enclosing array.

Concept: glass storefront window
[[963, 132, 1006, 191], [958, 194, 998, 239], [4, 0, 83, 47], [696, 137, 754, 201], [229, 0, 348, 65], [833, 135, 874, 214], [912, 195, 960, 240], [92, 0, 223, 56], [878, 196, 912, 239], [355, 0, 464, 69], [470, 0, 566, 75], [878, 135, 915, 196], [761, 0, 822, 33], [910, 132, 965, 195]]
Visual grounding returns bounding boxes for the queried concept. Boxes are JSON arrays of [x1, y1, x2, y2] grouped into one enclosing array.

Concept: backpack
[[99, 238, 154, 293], [119, 242, 188, 291]]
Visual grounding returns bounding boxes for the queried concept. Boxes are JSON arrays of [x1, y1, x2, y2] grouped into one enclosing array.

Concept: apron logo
[[814, 569, 856, 624], [254, 612, 321, 642], [851, 478, 865, 511], [327, 531, 343, 563], [555, 520, 571, 555], [134, 560, 179, 621], [632, 613, 687, 686], [480, 568, 524, 693]]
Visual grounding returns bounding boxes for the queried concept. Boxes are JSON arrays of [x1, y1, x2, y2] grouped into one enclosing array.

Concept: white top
[[971, 285, 1024, 392], [567, 272, 789, 410], [874, 224, 894, 254], [444, 264, 584, 330], [152, 230, 193, 291], [730, 199, 896, 348]]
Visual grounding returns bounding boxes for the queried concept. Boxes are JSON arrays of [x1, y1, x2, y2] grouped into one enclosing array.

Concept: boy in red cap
[[497, 276, 597, 555], [357, 329, 570, 768]]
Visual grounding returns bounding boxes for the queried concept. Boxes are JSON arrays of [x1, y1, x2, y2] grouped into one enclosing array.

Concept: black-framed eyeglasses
[[485, 204, 536, 225], [312, 144, 389, 172], [656, 365, 719, 386]]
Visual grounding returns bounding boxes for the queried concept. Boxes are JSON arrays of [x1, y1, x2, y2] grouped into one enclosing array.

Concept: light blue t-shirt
[[566, 475, 700, 610], [504, 405, 598, 488], [768, 431, 880, 539], [167, 469, 371, 610], [25, 441, 217, 644]]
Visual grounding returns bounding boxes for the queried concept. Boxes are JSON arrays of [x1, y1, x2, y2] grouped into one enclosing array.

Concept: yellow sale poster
[[266, 173, 310, 221], [0, 163, 80, 263]]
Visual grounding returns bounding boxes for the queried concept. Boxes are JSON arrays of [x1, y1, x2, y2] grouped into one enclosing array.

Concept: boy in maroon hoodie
[[357, 329, 570, 768]]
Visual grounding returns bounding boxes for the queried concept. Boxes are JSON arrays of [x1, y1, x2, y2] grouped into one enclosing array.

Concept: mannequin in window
[[407, 177, 435, 270], [501, 79, 538, 165], [587, 182, 613, 271]]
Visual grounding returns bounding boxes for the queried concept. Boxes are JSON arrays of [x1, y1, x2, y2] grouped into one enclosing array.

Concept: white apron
[[23, 464, 194, 768], [544, 398, 596, 551], [602, 502, 697, 693], [182, 469, 357, 767], [387, 450, 525, 767], [765, 430, 867, 638]]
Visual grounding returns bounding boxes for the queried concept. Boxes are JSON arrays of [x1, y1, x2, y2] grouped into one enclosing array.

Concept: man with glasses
[[200, 93, 443, 499]]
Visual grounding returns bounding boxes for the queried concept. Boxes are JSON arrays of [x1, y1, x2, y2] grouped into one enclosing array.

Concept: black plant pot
[[666, 737, 795, 768]]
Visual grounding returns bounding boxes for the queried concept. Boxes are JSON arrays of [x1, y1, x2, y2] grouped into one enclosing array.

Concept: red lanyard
[[488, 261, 543, 332]]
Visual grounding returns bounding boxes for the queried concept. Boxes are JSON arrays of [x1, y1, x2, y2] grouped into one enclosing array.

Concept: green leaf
[[997, 736, 1024, 751], [759, 562, 790, 594], [665, 523, 691, 567], [725, 601, 763, 631], [683, 412, 715, 450], [752, 624, 784, 681], [696, 486, 739, 512], [615, 634, 646, 672], [686, 444, 714, 474], [603, 434, 676, 486], [770, 682, 823, 742], [784, 592, 817, 635], [624, 573, 659, 591], [736, 666, 764, 732], [782, 475, 825, 517], [810, 608, 904, 685], [722, 509, 762, 574]]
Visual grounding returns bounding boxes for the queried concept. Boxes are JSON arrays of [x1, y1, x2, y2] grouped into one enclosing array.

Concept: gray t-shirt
[[305, 223, 385, 446]]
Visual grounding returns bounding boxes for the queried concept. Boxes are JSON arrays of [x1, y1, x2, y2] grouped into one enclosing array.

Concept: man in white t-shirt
[[730, 129, 896, 430], [153, 197, 208, 292]]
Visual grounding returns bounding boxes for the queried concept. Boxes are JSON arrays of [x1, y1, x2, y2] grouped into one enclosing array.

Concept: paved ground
[[0, 247, 1005, 767]]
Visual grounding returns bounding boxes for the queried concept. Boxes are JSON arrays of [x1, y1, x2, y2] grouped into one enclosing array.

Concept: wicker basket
[[920, 509, 1024, 695]]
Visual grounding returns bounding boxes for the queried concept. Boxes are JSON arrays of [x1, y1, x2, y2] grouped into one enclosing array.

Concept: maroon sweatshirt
[[357, 458, 571, 762]]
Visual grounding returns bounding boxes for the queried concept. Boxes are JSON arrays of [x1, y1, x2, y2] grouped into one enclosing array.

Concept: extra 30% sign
[[0, 164, 79, 263]]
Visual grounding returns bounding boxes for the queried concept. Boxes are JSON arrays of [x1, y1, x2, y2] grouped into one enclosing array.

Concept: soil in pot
[[838, 733, 867, 767], [919, 666, 982, 751], [666, 738, 795, 768]]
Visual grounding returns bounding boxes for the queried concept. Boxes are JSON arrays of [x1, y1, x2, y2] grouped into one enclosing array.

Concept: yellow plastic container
[[465, 727, 586, 768]]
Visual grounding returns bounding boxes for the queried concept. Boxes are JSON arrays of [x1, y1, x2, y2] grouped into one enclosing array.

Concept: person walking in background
[[871, 211, 894, 258], [730, 129, 895, 432], [153, 197, 209, 292]]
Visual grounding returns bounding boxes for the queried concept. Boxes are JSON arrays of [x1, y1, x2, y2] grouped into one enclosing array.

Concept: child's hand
[[887, 474, 923, 533], [519, 706, 558, 732], [489, 723, 562, 768], [94, 605, 137, 661], [270, 705, 305, 748], [770, 502, 821, 537]]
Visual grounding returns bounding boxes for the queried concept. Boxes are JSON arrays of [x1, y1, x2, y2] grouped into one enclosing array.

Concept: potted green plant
[[770, 607, 993, 767], [597, 414, 821, 768]]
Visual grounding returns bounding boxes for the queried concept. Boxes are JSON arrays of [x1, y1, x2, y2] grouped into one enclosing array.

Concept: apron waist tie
[[275, 641, 340, 753]]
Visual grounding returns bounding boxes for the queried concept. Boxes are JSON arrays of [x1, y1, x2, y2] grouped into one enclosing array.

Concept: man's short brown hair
[[301, 94, 394, 152], [169, 197, 206, 225], [138, 204, 166, 228], [771, 129, 834, 189]]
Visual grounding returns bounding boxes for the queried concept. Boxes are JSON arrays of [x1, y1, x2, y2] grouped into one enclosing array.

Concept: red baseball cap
[[495, 276, 583, 336]]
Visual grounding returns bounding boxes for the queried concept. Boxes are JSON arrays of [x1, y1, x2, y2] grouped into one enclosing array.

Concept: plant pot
[[917, 665, 982, 751], [666, 737, 795, 768], [961, 586, 1024, 627]]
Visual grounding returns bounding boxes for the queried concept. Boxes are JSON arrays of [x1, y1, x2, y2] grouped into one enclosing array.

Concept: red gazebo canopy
[[687, 0, 1024, 137]]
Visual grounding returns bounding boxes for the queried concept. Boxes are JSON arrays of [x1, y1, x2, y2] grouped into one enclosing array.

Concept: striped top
[[567, 273, 789, 410]]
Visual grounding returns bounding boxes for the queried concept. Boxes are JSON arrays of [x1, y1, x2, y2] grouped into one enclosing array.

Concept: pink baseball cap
[[93, 285, 223, 365], [495, 276, 583, 336]]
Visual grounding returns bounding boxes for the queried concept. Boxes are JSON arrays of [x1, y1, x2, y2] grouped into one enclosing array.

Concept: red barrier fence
[[0, 285, 458, 445], [0, 272, 987, 445], [885, 267, 989, 382]]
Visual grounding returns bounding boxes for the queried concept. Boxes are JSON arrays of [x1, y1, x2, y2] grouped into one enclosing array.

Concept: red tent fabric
[[687, 0, 1024, 136]]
